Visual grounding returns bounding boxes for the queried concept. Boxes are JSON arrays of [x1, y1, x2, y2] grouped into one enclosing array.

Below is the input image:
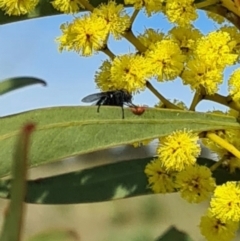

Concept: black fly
[[81, 90, 135, 119]]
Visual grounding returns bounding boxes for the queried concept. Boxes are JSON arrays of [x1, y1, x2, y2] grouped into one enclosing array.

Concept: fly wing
[[81, 92, 108, 103]]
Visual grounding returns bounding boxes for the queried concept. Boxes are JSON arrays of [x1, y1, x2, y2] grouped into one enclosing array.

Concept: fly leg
[[96, 96, 107, 113], [121, 105, 125, 119]]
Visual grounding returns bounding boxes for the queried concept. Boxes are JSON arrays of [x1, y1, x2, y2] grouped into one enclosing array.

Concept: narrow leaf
[[0, 123, 35, 241], [155, 226, 193, 241], [0, 106, 239, 177], [0, 157, 239, 205], [0, 77, 46, 95]]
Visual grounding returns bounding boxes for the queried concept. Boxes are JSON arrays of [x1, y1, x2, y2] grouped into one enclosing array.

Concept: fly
[[81, 90, 136, 119]]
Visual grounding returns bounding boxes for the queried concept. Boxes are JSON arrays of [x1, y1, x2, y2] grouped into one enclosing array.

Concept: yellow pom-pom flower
[[194, 31, 238, 69], [144, 158, 176, 193], [95, 55, 152, 93], [138, 28, 164, 50], [93, 1, 130, 40], [110, 54, 152, 93], [146, 39, 186, 81], [95, 60, 113, 91], [124, 0, 163, 16], [175, 165, 216, 203], [165, 0, 198, 26], [199, 213, 239, 241], [181, 59, 223, 95], [228, 68, 240, 103], [51, 0, 84, 14], [157, 129, 201, 171], [168, 26, 202, 56], [210, 182, 240, 222], [56, 14, 109, 56], [0, 0, 39, 15], [220, 26, 240, 58]]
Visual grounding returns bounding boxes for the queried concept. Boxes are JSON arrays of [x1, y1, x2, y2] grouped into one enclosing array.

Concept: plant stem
[[204, 93, 240, 111], [130, 9, 140, 26], [202, 4, 240, 30], [146, 81, 181, 109], [221, 0, 240, 17], [195, 0, 219, 8], [207, 132, 240, 159], [210, 156, 225, 171], [123, 30, 147, 53], [189, 91, 203, 111], [101, 46, 115, 60]]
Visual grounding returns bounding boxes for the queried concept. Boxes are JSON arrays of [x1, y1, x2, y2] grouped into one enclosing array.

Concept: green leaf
[[0, 77, 46, 95], [0, 157, 151, 204], [27, 229, 80, 241], [0, 123, 35, 241], [155, 226, 193, 241], [0, 157, 239, 205], [0, 106, 239, 178]]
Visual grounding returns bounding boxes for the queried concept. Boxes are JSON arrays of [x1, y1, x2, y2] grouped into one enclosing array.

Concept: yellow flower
[[109, 54, 152, 93], [124, 0, 163, 16], [95, 60, 113, 91], [210, 182, 240, 222], [144, 158, 176, 193], [194, 31, 238, 69], [0, 0, 39, 15], [181, 59, 223, 95], [175, 165, 216, 203], [95, 55, 152, 93], [157, 129, 200, 171], [228, 68, 240, 102], [199, 213, 239, 241], [93, 1, 130, 40], [168, 26, 202, 56], [220, 26, 240, 58], [138, 28, 164, 50], [56, 14, 109, 56], [51, 0, 84, 13], [165, 0, 198, 26], [146, 39, 186, 81]]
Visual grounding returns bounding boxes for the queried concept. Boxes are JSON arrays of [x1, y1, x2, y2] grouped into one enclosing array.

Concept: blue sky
[[0, 9, 233, 116]]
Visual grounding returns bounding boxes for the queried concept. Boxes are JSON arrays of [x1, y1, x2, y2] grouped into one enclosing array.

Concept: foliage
[[2, 0, 240, 241]]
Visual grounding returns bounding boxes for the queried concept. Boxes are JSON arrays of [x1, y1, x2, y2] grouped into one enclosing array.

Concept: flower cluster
[[157, 130, 201, 171], [0, 0, 39, 15], [200, 212, 239, 241], [51, 0, 84, 14], [144, 129, 216, 202], [182, 31, 238, 95], [56, 2, 131, 57], [5, 1, 240, 241]]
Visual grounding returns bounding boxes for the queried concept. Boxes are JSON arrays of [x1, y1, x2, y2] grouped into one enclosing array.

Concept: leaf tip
[[23, 122, 36, 134]]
